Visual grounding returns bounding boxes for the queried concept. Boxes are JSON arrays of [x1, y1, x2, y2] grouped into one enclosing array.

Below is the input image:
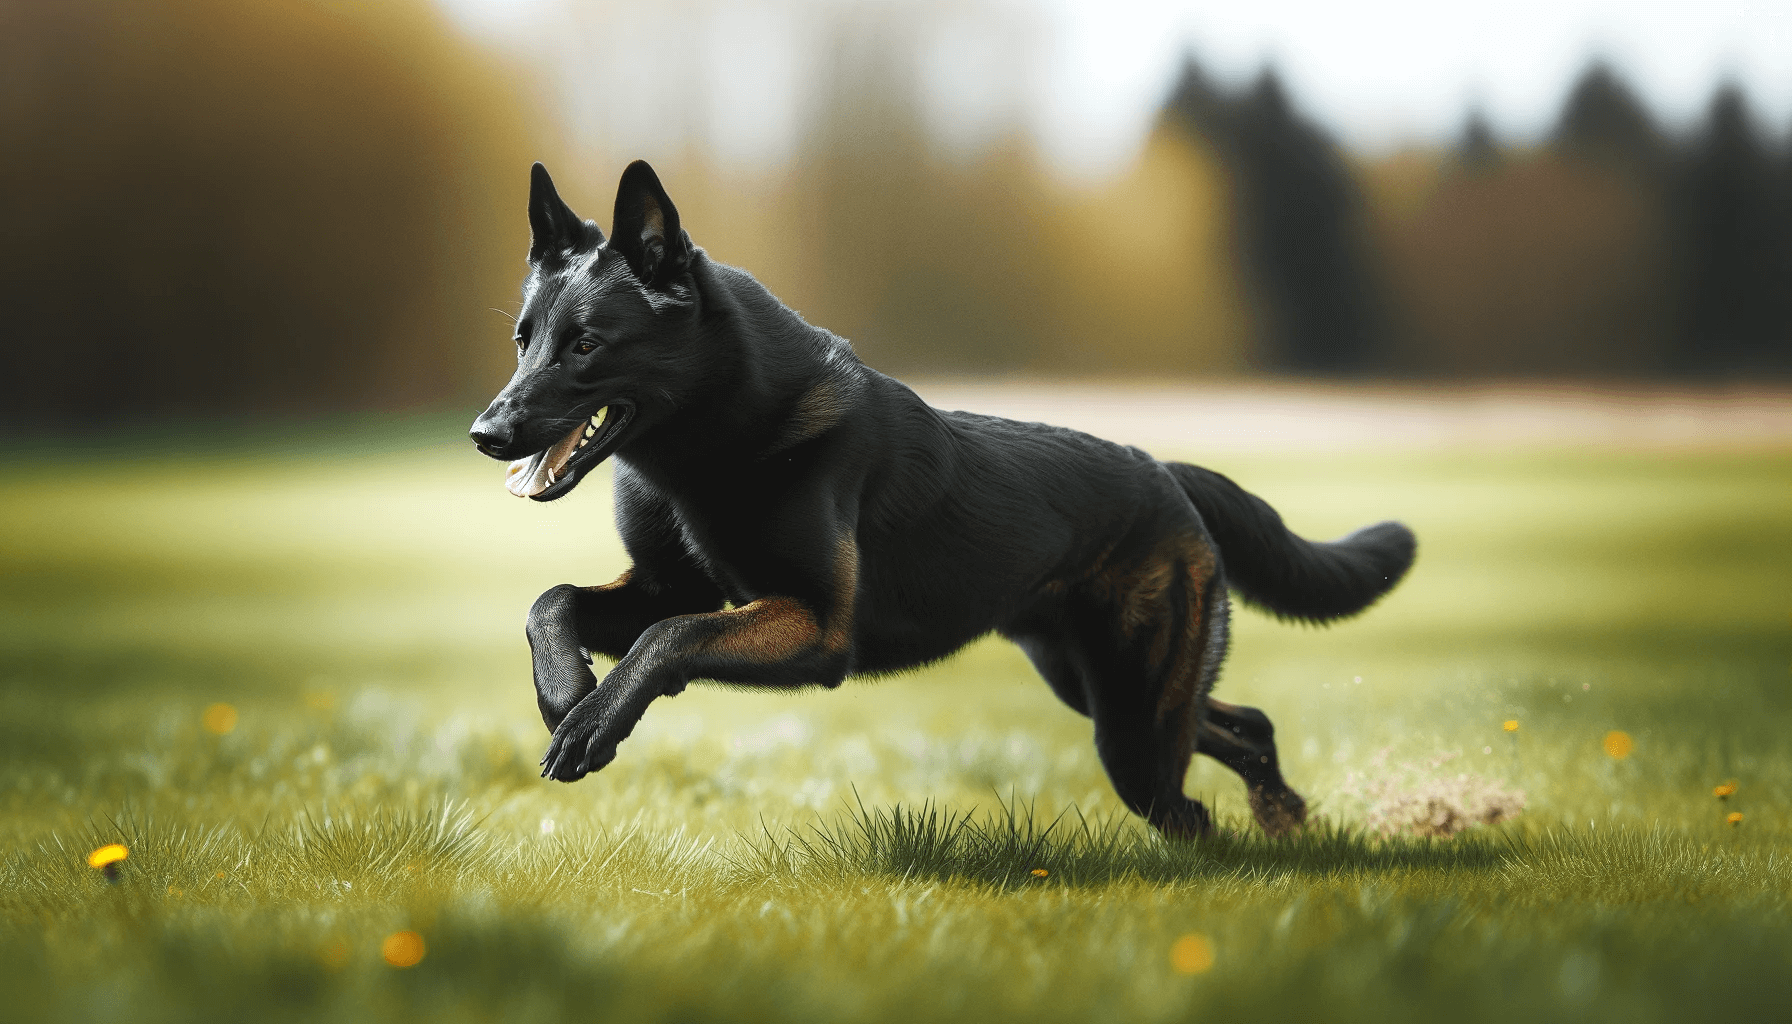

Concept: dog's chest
[[622, 449, 834, 602], [646, 481, 785, 599]]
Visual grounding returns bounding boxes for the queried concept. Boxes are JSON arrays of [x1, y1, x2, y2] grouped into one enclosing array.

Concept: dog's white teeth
[[592, 407, 607, 428], [577, 438, 587, 448], [584, 424, 596, 438], [547, 467, 557, 485]]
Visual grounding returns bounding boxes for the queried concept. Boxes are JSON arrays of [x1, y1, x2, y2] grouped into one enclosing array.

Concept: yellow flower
[[381, 930, 426, 968], [1727, 812, 1744, 826], [1030, 868, 1049, 878], [1602, 731, 1634, 759], [87, 844, 128, 869], [1170, 933, 1215, 975], [1502, 720, 1519, 733], [1714, 782, 1738, 799], [201, 703, 238, 735]]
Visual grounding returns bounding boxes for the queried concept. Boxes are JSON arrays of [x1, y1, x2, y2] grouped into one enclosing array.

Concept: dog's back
[[843, 370, 1414, 650]]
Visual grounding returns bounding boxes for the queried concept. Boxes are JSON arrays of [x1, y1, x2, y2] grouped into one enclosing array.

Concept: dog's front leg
[[527, 586, 601, 732], [540, 596, 850, 781], [527, 572, 723, 730]]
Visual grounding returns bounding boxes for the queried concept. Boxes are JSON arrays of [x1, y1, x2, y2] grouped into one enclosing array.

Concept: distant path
[[907, 380, 1792, 454]]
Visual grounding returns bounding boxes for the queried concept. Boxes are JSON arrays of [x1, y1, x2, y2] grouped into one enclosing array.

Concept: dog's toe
[[543, 750, 586, 782], [540, 733, 581, 781]]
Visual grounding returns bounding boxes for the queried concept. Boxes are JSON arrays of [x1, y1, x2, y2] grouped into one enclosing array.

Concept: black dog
[[470, 160, 1415, 838]]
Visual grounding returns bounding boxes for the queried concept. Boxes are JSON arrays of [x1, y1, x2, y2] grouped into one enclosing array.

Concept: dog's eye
[[514, 321, 533, 353], [573, 338, 599, 355]]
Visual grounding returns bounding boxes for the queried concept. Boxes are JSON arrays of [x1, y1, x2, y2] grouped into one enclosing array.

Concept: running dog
[[470, 160, 1416, 838]]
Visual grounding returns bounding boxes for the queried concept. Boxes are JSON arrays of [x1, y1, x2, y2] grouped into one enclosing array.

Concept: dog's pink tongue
[[503, 422, 586, 498], [505, 454, 549, 497]]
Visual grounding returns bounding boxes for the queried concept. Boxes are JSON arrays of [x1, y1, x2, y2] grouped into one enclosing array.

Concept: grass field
[[2, 411, 1789, 1022]]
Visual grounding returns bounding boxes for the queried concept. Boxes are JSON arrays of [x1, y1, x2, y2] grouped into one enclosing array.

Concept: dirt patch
[[1343, 749, 1526, 839]]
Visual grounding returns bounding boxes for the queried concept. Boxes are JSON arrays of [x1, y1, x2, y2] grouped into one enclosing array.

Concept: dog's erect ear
[[528, 162, 598, 262], [611, 160, 692, 288]]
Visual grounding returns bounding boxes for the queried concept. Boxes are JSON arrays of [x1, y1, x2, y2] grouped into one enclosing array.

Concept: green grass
[[2, 416, 1789, 1022]]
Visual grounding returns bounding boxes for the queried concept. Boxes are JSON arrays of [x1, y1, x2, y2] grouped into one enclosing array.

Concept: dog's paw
[[538, 700, 621, 782], [1249, 785, 1308, 839], [1149, 799, 1216, 842]]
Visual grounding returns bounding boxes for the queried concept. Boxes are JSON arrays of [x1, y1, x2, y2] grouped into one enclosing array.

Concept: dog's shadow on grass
[[734, 795, 1512, 889]]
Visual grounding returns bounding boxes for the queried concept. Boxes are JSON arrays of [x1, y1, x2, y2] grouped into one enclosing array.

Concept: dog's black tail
[[1169, 462, 1416, 624]]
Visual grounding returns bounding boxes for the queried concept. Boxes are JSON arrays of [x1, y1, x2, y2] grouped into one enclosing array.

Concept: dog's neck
[[619, 252, 862, 478]]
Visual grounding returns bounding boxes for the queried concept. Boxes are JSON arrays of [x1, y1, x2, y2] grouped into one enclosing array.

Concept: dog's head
[[470, 160, 700, 501]]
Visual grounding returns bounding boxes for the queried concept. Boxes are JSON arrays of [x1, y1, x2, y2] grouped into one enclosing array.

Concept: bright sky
[[441, 0, 1792, 176]]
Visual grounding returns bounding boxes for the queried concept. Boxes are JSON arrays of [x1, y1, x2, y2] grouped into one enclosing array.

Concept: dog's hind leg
[[1075, 534, 1234, 840], [1195, 699, 1308, 838], [1011, 610, 1221, 835], [1083, 669, 1213, 839]]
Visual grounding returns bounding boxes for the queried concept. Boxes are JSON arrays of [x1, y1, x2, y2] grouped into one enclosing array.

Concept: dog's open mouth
[[504, 402, 634, 501]]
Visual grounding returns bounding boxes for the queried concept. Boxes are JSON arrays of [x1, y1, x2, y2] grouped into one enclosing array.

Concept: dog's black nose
[[469, 419, 513, 459]]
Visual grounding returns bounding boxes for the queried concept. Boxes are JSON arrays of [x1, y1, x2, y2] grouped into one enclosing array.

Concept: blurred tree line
[[1164, 57, 1792, 376], [0, 0, 533, 422], [0, 1, 1783, 426], [1321, 60, 1788, 377], [660, 10, 1250, 382]]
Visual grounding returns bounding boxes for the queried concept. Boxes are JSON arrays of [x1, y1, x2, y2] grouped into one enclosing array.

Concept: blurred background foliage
[[0, 0, 535, 420], [1, 0, 1788, 423]]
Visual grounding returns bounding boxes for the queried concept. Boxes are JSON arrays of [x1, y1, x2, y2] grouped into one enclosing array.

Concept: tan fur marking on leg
[[585, 569, 633, 594], [1084, 536, 1207, 690], [699, 598, 820, 662], [696, 534, 856, 664], [1122, 559, 1176, 638], [1154, 535, 1220, 757], [1089, 554, 1175, 651], [823, 533, 858, 653], [1078, 532, 1228, 828]]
